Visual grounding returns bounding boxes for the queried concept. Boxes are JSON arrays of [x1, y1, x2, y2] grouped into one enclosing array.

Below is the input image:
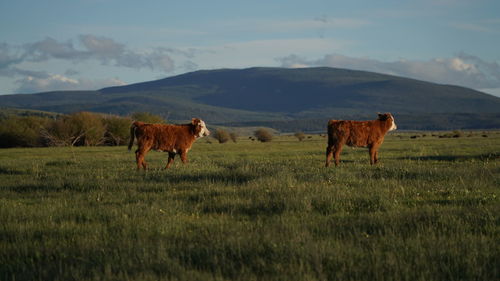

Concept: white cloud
[[79, 34, 125, 57], [5, 35, 178, 72], [277, 53, 500, 91], [0, 35, 181, 93], [77, 35, 176, 72], [16, 74, 77, 93], [0, 43, 24, 69], [24, 38, 85, 62], [15, 73, 126, 93], [147, 51, 175, 72]]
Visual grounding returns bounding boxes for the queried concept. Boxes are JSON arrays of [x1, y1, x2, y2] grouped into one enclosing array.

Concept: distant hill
[[1, 67, 500, 130]]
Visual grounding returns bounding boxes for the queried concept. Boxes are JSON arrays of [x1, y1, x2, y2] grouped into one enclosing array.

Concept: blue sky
[[1, 0, 500, 96]]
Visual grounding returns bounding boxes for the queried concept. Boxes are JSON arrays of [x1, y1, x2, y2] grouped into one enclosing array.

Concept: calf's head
[[191, 118, 211, 138], [378, 113, 397, 131]]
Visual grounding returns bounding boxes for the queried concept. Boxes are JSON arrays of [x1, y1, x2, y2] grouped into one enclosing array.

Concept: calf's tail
[[128, 122, 138, 151]]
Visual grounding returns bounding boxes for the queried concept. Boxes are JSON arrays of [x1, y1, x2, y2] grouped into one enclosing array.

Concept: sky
[[1, 0, 500, 97]]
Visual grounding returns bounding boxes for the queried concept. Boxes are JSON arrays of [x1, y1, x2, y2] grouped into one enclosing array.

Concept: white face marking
[[197, 120, 210, 138], [389, 117, 397, 131]]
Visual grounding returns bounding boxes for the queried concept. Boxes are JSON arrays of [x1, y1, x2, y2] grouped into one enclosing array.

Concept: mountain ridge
[[101, 66, 500, 114]]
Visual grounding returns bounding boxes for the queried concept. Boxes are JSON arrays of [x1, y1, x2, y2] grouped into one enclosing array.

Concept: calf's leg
[[179, 150, 188, 164], [369, 145, 379, 165], [325, 146, 334, 167], [166, 152, 176, 169], [135, 149, 148, 170], [334, 144, 343, 166]]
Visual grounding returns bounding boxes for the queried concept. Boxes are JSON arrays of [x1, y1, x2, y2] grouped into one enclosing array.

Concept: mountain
[[1, 67, 500, 130]]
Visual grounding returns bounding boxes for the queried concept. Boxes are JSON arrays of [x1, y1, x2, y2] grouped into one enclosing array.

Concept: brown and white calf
[[128, 118, 210, 170], [325, 113, 397, 167]]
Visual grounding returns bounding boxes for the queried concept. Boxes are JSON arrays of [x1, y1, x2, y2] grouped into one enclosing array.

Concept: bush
[[230, 132, 238, 143], [43, 112, 106, 146], [43, 116, 79, 146], [0, 116, 50, 147], [131, 112, 166, 123], [254, 128, 273, 142], [0, 112, 137, 147], [213, 129, 230, 144], [72, 112, 106, 146], [103, 115, 132, 146], [294, 132, 306, 141]]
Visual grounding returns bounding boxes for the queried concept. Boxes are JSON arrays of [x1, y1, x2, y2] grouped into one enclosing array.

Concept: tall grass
[[1, 132, 499, 280]]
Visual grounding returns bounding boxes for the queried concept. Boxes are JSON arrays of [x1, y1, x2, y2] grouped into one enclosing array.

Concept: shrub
[[43, 112, 106, 146], [254, 128, 273, 142], [42, 117, 77, 146], [213, 129, 230, 144], [294, 132, 306, 141], [0, 116, 50, 147], [73, 112, 106, 146], [131, 112, 166, 123], [230, 132, 238, 143], [0, 112, 137, 147], [103, 115, 133, 146]]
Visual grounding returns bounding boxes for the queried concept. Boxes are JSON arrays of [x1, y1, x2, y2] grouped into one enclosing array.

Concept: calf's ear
[[378, 113, 389, 121]]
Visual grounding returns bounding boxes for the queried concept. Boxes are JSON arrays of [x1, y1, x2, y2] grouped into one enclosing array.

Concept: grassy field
[[1, 132, 499, 281]]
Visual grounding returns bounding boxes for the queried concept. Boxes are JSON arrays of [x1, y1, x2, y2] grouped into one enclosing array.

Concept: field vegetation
[[0, 111, 165, 148], [0, 132, 499, 280]]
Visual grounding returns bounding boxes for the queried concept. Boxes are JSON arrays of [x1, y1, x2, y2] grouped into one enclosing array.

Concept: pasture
[[1, 132, 499, 281]]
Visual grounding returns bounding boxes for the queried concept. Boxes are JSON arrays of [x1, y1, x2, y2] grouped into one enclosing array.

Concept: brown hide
[[325, 113, 396, 167], [128, 118, 209, 170]]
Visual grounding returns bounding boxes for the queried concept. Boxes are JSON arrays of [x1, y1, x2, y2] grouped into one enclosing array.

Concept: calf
[[128, 118, 210, 170], [325, 113, 397, 167]]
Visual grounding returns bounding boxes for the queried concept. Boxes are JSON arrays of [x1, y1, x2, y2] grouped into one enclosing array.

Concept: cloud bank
[[0, 35, 182, 93], [22, 35, 176, 72], [15, 74, 126, 94], [278, 53, 500, 92]]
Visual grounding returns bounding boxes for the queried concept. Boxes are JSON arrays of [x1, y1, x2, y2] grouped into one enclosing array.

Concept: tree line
[[0, 112, 165, 148]]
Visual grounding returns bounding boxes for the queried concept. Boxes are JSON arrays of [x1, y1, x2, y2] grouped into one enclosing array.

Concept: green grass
[[1, 132, 499, 281]]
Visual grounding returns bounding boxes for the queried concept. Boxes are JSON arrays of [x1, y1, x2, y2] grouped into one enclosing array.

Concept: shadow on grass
[[400, 153, 498, 162], [200, 199, 288, 216], [418, 197, 492, 207], [141, 161, 280, 185], [0, 166, 26, 175], [142, 171, 258, 185], [6, 182, 101, 193], [45, 160, 78, 167]]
